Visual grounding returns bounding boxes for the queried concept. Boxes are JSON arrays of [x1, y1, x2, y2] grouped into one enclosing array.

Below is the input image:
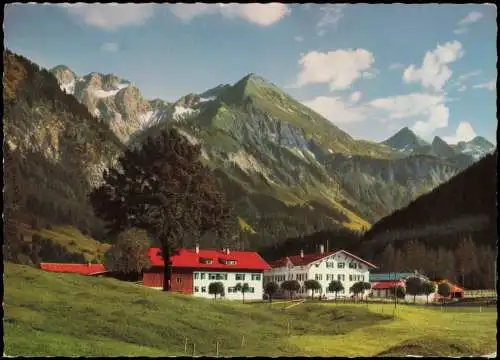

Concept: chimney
[[300, 249, 304, 259], [226, 248, 230, 255], [88, 261, 91, 267], [195, 243, 199, 254], [320, 244, 325, 254]]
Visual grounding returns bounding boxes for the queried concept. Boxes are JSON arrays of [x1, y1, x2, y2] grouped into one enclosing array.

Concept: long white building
[[264, 246, 377, 299]]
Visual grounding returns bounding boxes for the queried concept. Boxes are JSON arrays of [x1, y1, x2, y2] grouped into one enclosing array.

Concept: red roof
[[147, 248, 271, 271], [372, 281, 405, 290], [40, 263, 105, 275], [270, 250, 377, 268]]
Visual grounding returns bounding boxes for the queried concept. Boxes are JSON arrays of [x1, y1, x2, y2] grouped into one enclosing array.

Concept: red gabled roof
[[372, 281, 405, 290], [269, 249, 377, 269], [147, 248, 271, 271], [40, 263, 105, 275]]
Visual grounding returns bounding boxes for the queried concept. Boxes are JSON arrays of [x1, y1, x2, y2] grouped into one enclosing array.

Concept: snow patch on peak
[[92, 83, 130, 98], [173, 105, 197, 121], [199, 96, 216, 103], [61, 80, 76, 95]]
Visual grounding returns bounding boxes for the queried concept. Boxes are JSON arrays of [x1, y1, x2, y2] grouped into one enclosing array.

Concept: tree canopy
[[104, 228, 151, 274], [90, 128, 234, 291]]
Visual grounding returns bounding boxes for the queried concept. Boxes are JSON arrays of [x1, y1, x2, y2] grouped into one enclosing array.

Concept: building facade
[[143, 245, 270, 301], [263, 246, 377, 299]]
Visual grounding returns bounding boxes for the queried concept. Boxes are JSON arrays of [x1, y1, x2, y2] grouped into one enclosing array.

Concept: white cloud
[[58, 4, 155, 31], [457, 85, 467, 92], [100, 42, 120, 52], [302, 95, 366, 123], [317, 4, 347, 36], [457, 70, 482, 82], [369, 93, 449, 138], [350, 91, 362, 104], [169, 3, 290, 27], [472, 80, 496, 91], [294, 48, 375, 90], [454, 11, 483, 35], [442, 121, 477, 144], [403, 41, 465, 92], [294, 36, 304, 42]]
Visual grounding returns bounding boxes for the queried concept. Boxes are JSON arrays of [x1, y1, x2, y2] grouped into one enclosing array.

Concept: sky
[[4, 3, 497, 144]]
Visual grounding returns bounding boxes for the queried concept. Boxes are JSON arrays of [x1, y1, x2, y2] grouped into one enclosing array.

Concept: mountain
[[50, 65, 172, 142], [3, 50, 124, 244], [43, 59, 486, 248], [127, 73, 471, 246], [454, 136, 495, 161], [431, 136, 457, 158], [382, 127, 429, 153], [360, 150, 497, 253]]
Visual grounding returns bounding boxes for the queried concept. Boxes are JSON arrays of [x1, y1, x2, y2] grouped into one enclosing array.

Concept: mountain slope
[[130, 74, 471, 246], [3, 50, 124, 243], [360, 150, 497, 251]]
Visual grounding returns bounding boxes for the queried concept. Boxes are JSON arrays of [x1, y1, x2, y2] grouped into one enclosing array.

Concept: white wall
[[264, 251, 373, 299], [404, 293, 438, 303], [192, 271, 264, 301]]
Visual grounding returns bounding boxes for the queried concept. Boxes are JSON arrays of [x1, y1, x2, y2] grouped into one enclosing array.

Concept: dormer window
[[219, 258, 237, 265], [199, 258, 213, 264], [349, 262, 357, 269]]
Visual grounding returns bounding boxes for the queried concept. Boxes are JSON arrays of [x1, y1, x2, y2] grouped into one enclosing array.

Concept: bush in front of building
[[421, 281, 437, 304], [281, 280, 300, 300], [264, 282, 279, 303], [304, 279, 322, 299], [405, 276, 424, 303], [208, 282, 225, 299], [327, 280, 344, 301]]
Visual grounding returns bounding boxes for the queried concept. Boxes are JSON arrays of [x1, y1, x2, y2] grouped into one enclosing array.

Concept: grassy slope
[[25, 226, 110, 262], [4, 263, 497, 357]]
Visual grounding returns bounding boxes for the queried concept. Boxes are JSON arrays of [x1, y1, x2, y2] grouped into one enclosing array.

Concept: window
[[200, 258, 213, 264], [194, 273, 199, 280], [200, 273, 206, 280], [252, 274, 261, 281], [326, 262, 334, 268], [227, 260, 236, 265], [228, 287, 233, 293], [361, 275, 365, 282], [315, 274, 322, 281], [349, 262, 357, 269], [176, 277, 182, 284], [201, 286, 206, 293], [209, 273, 217, 280], [224, 274, 228, 280], [338, 262, 345, 268], [236, 274, 245, 281], [337, 274, 345, 281], [349, 275, 353, 281], [249, 287, 255, 293], [288, 274, 293, 280], [194, 286, 199, 292], [326, 274, 330, 281]]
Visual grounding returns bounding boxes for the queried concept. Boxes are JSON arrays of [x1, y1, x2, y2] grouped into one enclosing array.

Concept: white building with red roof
[[264, 245, 377, 299], [143, 244, 271, 301]]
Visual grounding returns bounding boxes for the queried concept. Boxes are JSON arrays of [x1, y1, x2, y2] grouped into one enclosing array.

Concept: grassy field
[[4, 263, 497, 357], [25, 226, 110, 262]]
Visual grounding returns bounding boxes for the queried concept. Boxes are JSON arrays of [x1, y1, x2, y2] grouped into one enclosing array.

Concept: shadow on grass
[[376, 337, 479, 357]]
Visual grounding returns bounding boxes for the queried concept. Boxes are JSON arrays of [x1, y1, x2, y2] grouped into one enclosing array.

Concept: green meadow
[[4, 263, 497, 357]]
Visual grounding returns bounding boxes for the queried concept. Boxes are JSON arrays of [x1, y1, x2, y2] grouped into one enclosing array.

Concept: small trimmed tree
[[264, 282, 279, 303], [327, 280, 344, 301], [304, 279, 322, 299], [392, 285, 406, 302], [235, 282, 250, 303], [208, 282, 225, 299], [350, 281, 366, 301], [405, 276, 424, 303], [437, 282, 452, 305], [281, 280, 300, 300], [421, 281, 437, 304]]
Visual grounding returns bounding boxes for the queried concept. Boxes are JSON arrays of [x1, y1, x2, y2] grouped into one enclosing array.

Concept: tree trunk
[[161, 242, 171, 292], [414, 294, 416, 303]]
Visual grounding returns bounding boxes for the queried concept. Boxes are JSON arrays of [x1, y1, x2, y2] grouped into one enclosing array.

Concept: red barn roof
[[147, 248, 271, 271], [39, 263, 105, 275], [372, 281, 405, 290], [270, 250, 377, 269]]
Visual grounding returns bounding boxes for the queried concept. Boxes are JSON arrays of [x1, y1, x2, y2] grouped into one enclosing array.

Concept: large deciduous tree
[[90, 129, 233, 291], [304, 279, 322, 300], [327, 280, 344, 301], [405, 276, 424, 303], [264, 282, 279, 303]]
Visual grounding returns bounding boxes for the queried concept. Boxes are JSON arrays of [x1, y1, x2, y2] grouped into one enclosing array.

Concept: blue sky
[[4, 4, 497, 143]]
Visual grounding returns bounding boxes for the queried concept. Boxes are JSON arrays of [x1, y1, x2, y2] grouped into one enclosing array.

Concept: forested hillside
[[3, 50, 124, 264]]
